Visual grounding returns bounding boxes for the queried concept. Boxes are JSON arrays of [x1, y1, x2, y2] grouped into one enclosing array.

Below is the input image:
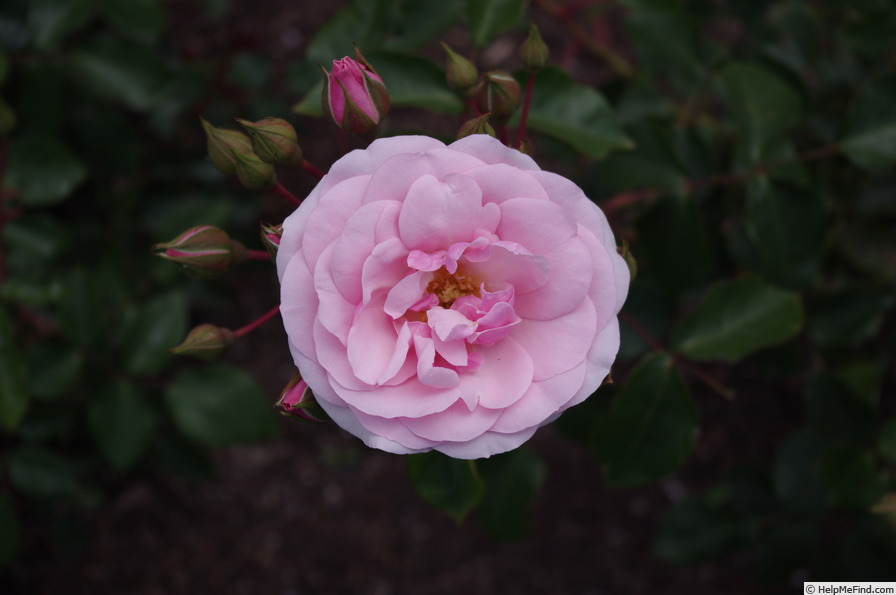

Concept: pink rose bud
[[152, 225, 248, 279], [456, 113, 496, 140], [519, 23, 549, 73], [200, 117, 275, 189], [276, 373, 327, 423], [260, 222, 282, 260], [473, 71, 522, 122], [169, 323, 235, 360], [441, 42, 478, 97], [235, 117, 303, 167], [321, 47, 390, 135]]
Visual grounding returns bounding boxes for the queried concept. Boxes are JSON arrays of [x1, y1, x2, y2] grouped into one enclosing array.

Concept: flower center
[[425, 268, 481, 309]]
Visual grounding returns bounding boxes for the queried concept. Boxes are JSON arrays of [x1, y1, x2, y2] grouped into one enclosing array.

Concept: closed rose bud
[[519, 23, 549, 72], [321, 47, 390, 135], [169, 323, 235, 360], [236, 117, 303, 167], [201, 117, 253, 175], [152, 225, 248, 279], [441, 42, 478, 97], [260, 222, 282, 260], [457, 113, 496, 139], [473, 71, 522, 121], [276, 373, 327, 423]]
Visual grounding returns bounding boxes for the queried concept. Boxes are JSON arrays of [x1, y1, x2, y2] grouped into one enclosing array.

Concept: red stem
[[272, 181, 301, 207], [516, 73, 536, 148], [300, 159, 325, 180], [247, 250, 270, 261], [233, 305, 281, 339]]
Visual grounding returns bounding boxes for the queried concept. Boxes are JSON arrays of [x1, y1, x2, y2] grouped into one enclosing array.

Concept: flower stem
[[247, 250, 271, 261], [233, 305, 281, 339], [301, 159, 325, 180], [272, 181, 301, 207], [516, 73, 536, 148]]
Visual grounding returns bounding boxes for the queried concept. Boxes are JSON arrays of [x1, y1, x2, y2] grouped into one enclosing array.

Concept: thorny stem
[[534, 0, 634, 79], [233, 305, 281, 339], [601, 143, 841, 214], [516, 73, 536, 148], [272, 181, 301, 207], [618, 311, 734, 401], [300, 159, 325, 180]]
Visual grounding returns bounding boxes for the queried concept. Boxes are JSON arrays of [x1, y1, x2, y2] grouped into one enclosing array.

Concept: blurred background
[[1, 0, 895, 593]]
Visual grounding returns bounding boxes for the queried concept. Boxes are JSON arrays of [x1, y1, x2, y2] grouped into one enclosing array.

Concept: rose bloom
[[276, 135, 629, 459]]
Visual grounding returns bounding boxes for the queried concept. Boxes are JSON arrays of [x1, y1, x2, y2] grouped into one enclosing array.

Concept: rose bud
[[321, 47, 390, 135], [260, 222, 282, 260], [519, 23, 549, 72], [201, 117, 275, 189], [457, 113, 496, 139], [473, 71, 522, 121], [276, 373, 328, 423], [235, 117, 303, 167], [169, 323, 235, 360], [152, 225, 248, 279], [441, 42, 478, 97]]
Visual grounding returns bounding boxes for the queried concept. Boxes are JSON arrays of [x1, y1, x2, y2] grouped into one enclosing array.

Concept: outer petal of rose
[[514, 237, 594, 321], [330, 200, 401, 304], [313, 245, 356, 345], [313, 318, 371, 391], [320, 400, 432, 455], [401, 399, 501, 442], [333, 376, 460, 419], [318, 135, 445, 195], [351, 408, 441, 450], [497, 197, 578, 254], [569, 316, 620, 407], [462, 164, 549, 205], [362, 149, 486, 204], [301, 175, 369, 269], [511, 297, 596, 381], [276, 184, 323, 279], [279, 250, 319, 360], [398, 174, 500, 252], [448, 135, 540, 171], [489, 360, 587, 434], [577, 225, 624, 331], [435, 426, 539, 460], [360, 238, 409, 307], [456, 336, 533, 410]]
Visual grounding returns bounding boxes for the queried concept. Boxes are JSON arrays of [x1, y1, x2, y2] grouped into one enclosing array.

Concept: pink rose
[[277, 135, 629, 459]]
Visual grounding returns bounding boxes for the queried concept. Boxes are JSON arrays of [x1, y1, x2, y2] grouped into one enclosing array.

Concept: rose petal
[[435, 426, 539, 459], [401, 399, 501, 442], [448, 135, 540, 170], [363, 149, 485, 204], [514, 237, 594, 320], [511, 297, 596, 381], [489, 360, 587, 434], [456, 336, 533, 410], [497, 197, 578, 254]]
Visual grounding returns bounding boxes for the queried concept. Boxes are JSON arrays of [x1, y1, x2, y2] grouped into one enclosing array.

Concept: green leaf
[[69, 36, 169, 112], [4, 135, 88, 206], [521, 67, 633, 160], [728, 182, 828, 289], [122, 291, 188, 375], [152, 431, 214, 480], [618, 0, 702, 82], [593, 353, 697, 486], [475, 448, 545, 540], [26, 343, 82, 401], [88, 382, 157, 471], [385, 0, 463, 52], [8, 447, 78, 499], [304, 0, 392, 64], [0, 494, 19, 568], [164, 365, 278, 447], [407, 451, 483, 522], [368, 52, 462, 113], [840, 77, 896, 170], [98, 0, 165, 44], [808, 288, 893, 350], [58, 267, 99, 347], [465, 0, 528, 47], [821, 449, 885, 510], [0, 307, 28, 431], [805, 375, 874, 452], [27, 0, 91, 50], [670, 275, 804, 362], [772, 428, 827, 514], [720, 61, 803, 164]]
